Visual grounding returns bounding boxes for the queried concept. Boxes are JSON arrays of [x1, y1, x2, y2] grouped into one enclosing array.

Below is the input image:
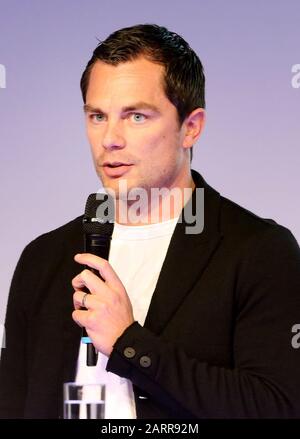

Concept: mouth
[[101, 162, 133, 178], [102, 161, 132, 168]]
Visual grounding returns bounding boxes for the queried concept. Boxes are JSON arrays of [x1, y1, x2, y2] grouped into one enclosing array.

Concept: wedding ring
[[82, 292, 89, 308]]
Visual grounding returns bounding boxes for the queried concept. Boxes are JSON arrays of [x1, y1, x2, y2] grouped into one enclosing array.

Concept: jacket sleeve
[[106, 226, 300, 418]]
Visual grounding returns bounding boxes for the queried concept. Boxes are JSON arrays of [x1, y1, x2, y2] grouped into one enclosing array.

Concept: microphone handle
[[82, 282, 98, 367], [82, 233, 111, 366], [85, 336, 98, 366]]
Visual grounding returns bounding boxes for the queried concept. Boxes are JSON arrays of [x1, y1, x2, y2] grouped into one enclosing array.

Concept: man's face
[[84, 57, 191, 199]]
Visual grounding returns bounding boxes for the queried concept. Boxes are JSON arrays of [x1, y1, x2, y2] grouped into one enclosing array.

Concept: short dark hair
[[80, 24, 205, 162]]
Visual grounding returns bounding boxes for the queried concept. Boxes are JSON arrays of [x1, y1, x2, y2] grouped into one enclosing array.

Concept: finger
[[72, 269, 101, 290], [72, 269, 110, 297], [73, 290, 87, 310], [71, 274, 85, 290], [72, 309, 88, 328], [72, 309, 100, 331], [74, 253, 123, 291], [73, 290, 98, 310]]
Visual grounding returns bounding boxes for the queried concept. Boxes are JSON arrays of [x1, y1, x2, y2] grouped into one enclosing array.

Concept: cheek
[[86, 126, 97, 145], [87, 127, 101, 156], [136, 125, 168, 151], [87, 137, 100, 167], [144, 130, 179, 159]]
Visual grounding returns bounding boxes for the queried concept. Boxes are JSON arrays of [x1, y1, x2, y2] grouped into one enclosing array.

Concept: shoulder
[[8, 215, 84, 304], [192, 169, 292, 242], [194, 169, 300, 259], [218, 194, 300, 274], [216, 189, 297, 244], [30, 215, 82, 243], [21, 215, 83, 260], [220, 194, 277, 234]]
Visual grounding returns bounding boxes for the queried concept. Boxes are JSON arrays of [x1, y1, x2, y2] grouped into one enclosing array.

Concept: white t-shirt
[[75, 216, 179, 418]]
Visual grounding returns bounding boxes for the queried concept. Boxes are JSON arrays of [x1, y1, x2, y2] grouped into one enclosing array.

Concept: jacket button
[[139, 355, 151, 368], [123, 347, 136, 359]]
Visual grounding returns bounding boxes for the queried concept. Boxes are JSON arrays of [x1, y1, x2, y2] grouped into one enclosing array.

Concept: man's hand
[[72, 253, 134, 357]]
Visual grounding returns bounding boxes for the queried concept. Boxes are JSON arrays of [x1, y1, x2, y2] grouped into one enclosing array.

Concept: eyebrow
[[83, 102, 160, 114]]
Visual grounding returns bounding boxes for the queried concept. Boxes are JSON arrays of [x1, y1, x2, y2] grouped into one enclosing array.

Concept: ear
[[182, 108, 205, 149]]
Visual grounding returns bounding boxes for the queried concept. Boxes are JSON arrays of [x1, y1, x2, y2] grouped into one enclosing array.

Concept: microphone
[[81, 192, 114, 366]]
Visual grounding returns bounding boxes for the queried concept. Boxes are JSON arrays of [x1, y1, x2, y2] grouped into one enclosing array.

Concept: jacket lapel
[[60, 172, 223, 368], [144, 171, 223, 335]]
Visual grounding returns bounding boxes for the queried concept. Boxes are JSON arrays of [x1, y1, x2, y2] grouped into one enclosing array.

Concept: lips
[[103, 161, 132, 168], [102, 162, 133, 178]]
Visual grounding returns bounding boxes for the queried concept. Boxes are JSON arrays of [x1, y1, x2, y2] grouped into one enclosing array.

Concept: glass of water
[[63, 382, 105, 419]]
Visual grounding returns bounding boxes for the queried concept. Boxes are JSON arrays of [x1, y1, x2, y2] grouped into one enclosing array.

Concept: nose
[[102, 119, 125, 151]]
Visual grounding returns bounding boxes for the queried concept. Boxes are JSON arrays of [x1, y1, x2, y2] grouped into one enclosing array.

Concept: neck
[[115, 172, 195, 226]]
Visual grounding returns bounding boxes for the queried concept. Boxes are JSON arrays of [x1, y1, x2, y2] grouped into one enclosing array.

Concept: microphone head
[[83, 193, 114, 236]]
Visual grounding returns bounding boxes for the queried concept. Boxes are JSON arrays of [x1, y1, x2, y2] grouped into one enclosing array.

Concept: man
[[1, 24, 300, 419]]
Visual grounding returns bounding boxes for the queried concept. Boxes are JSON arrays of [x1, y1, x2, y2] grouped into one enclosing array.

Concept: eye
[[131, 113, 147, 123], [90, 113, 105, 123]]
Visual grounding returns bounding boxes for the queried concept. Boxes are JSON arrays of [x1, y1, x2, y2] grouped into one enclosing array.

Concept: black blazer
[[1, 170, 300, 418]]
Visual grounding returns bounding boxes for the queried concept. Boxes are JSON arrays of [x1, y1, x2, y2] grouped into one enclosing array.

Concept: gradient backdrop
[[0, 0, 299, 326]]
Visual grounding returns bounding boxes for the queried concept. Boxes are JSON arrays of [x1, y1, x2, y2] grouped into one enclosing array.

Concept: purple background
[[1, 0, 300, 323]]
